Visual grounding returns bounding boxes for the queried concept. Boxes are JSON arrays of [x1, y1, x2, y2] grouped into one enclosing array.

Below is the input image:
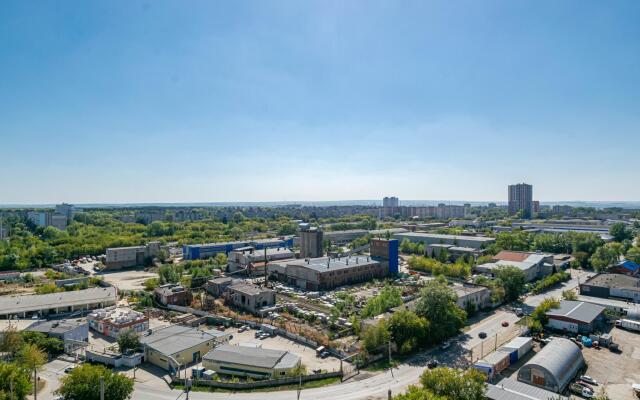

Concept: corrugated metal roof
[[487, 378, 568, 400], [547, 300, 605, 323], [203, 344, 300, 369], [519, 338, 584, 392], [140, 325, 215, 356], [501, 336, 533, 351]]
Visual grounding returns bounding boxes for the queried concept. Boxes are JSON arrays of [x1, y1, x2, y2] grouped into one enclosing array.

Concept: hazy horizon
[[1, 1, 639, 203]]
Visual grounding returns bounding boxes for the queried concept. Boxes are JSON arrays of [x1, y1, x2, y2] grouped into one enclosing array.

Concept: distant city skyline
[[1, 1, 639, 203]]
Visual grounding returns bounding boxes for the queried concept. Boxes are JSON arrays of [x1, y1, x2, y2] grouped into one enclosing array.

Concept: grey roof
[[228, 283, 273, 296], [487, 378, 568, 400], [287, 256, 379, 273], [501, 336, 533, 351], [476, 260, 538, 272], [140, 325, 215, 356], [519, 338, 584, 392], [203, 344, 300, 369], [394, 232, 496, 242], [583, 273, 640, 291], [27, 319, 87, 335], [0, 287, 117, 315], [547, 300, 606, 323]]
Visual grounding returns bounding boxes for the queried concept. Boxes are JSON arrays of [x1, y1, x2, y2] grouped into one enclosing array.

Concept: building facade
[[88, 307, 149, 338], [154, 284, 192, 306], [508, 183, 533, 216], [284, 256, 386, 291], [202, 344, 301, 379], [105, 242, 160, 270], [224, 283, 276, 314], [300, 225, 324, 258]]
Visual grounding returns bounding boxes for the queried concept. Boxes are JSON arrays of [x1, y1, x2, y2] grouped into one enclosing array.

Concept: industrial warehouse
[[517, 338, 585, 393], [202, 344, 301, 378]]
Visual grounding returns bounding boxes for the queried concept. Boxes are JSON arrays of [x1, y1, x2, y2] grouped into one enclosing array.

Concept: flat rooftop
[[394, 232, 496, 242], [0, 287, 117, 315], [583, 273, 640, 290], [287, 256, 379, 273], [228, 283, 273, 296], [28, 318, 87, 335], [203, 344, 300, 370], [140, 325, 216, 356]]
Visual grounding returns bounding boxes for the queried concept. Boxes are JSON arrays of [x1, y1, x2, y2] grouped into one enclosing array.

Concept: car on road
[[478, 332, 487, 339], [580, 375, 598, 386], [515, 308, 525, 317], [238, 325, 248, 332], [64, 365, 76, 374], [319, 351, 330, 359], [440, 341, 451, 350], [501, 321, 509, 327], [427, 359, 438, 369]]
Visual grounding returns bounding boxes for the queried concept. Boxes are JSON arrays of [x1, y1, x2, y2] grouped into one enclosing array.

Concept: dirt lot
[[99, 269, 158, 291], [227, 327, 343, 372], [581, 327, 640, 400]]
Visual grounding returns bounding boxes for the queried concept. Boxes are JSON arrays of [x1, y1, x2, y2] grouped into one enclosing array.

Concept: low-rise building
[[224, 283, 276, 314], [580, 273, 640, 303], [284, 256, 386, 291], [425, 244, 484, 261], [183, 237, 294, 260], [205, 277, 236, 297], [546, 300, 606, 334], [27, 318, 89, 342], [393, 232, 495, 250], [105, 242, 160, 270], [154, 284, 192, 306], [0, 287, 117, 319], [610, 260, 640, 276], [454, 284, 491, 310], [475, 251, 555, 282], [88, 307, 149, 338], [227, 246, 295, 274], [140, 325, 221, 373], [486, 378, 568, 400], [202, 344, 301, 379]]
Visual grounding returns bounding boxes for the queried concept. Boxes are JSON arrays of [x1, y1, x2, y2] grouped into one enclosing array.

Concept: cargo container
[[616, 319, 640, 332], [478, 350, 510, 379], [498, 336, 533, 363]]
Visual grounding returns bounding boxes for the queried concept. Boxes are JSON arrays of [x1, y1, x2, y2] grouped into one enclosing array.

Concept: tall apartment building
[[55, 203, 76, 222], [299, 224, 323, 259], [508, 183, 533, 216], [27, 203, 75, 230], [532, 201, 540, 215], [381, 196, 400, 218]]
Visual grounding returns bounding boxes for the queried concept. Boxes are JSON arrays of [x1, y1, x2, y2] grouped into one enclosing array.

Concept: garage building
[[202, 344, 301, 379], [546, 300, 606, 334], [139, 325, 220, 373], [517, 338, 585, 393]]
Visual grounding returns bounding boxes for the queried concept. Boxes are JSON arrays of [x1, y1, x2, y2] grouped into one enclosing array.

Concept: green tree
[[528, 298, 560, 333], [609, 222, 631, 242], [57, 364, 134, 400], [361, 320, 390, 354], [21, 331, 64, 356], [388, 310, 430, 354], [414, 280, 466, 343], [590, 243, 622, 272], [397, 367, 486, 400], [0, 362, 31, 400], [494, 265, 526, 302], [361, 285, 403, 318], [0, 324, 24, 359], [18, 343, 46, 400], [562, 289, 578, 300], [625, 246, 640, 264], [117, 329, 140, 353]]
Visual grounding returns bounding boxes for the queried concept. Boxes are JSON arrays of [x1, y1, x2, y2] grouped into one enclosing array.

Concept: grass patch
[[361, 358, 401, 372], [172, 377, 341, 393]]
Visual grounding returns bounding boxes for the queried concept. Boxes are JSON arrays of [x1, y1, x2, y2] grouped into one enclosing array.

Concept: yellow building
[[140, 325, 228, 373], [202, 344, 301, 379]]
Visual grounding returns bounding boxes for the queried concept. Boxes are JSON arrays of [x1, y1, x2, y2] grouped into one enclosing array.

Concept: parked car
[[320, 351, 330, 359], [478, 332, 487, 339], [238, 325, 248, 333], [427, 359, 438, 369], [501, 321, 509, 327], [580, 375, 598, 386], [440, 341, 451, 350], [64, 366, 76, 374]]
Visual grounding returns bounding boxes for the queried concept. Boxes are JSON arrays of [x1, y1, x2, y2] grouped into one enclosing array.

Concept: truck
[[616, 319, 640, 332]]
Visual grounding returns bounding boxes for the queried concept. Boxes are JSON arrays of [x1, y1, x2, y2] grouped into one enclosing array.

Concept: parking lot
[[227, 327, 343, 372], [98, 269, 158, 291], [581, 327, 640, 400]]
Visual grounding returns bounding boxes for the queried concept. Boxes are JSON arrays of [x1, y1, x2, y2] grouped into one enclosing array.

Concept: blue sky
[[1, 0, 639, 204]]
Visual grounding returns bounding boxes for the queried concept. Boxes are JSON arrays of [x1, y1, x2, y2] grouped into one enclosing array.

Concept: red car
[[501, 321, 509, 327]]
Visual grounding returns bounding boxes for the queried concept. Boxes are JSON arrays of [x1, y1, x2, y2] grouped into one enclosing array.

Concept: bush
[[531, 272, 570, 294]]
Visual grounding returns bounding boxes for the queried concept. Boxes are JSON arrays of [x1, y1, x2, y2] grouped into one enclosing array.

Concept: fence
[[469, 324, 529, 363], [172, 371, 342, 390]]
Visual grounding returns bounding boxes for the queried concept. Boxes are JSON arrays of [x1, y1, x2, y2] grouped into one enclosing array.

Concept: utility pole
[[9, 379, 13, 400], [33, 369, 37, 400], [100, 376, 104, 400]]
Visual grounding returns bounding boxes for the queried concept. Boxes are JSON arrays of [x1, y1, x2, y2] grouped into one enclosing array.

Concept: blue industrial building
[[183, 236, 294, 260]]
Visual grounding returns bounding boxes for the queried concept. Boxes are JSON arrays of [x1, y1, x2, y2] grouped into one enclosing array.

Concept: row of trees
[[531, 271, 571, 294], [407, 256, 472, 279]]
